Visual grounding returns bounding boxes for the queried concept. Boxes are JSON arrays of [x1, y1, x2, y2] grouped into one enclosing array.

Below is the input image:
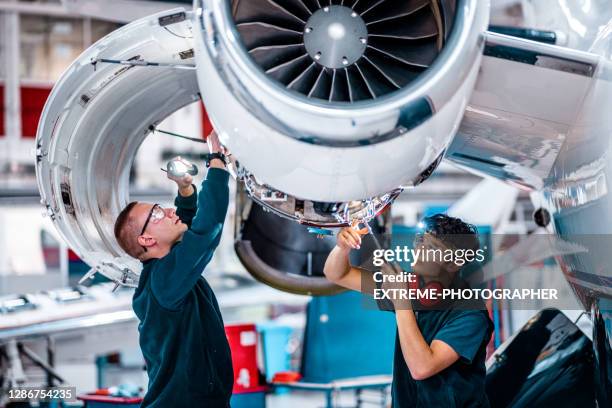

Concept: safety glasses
[[140, 204, 165, 252]]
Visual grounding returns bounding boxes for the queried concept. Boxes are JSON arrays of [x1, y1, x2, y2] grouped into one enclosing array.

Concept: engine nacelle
[[194, 0, 489, 209]]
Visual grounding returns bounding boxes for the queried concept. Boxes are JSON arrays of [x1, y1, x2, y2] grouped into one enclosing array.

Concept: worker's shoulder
[[132, 261, 158, 304], [441, 308, 493, 335], [132, 280, 186, 318], [448, 307, 489, 320]]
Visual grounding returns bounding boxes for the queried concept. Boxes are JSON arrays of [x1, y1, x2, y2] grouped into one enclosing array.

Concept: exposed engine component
[[240, 168, 401, 226], [234, 182, 392, 294], [234, 0, 448, 102]]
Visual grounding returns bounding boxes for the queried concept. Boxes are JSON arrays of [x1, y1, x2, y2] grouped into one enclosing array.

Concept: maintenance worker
[[113, 131, 232, 407], [323, 214, 494, 407]]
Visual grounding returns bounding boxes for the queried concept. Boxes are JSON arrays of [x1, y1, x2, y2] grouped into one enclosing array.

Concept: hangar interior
[[0, 0, 610, 407]]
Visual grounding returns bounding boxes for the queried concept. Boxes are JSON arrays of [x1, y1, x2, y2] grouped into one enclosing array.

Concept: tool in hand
[[161, 157, 199, 178]]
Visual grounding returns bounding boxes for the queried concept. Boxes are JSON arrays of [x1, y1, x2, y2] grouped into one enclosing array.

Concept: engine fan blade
[[249, 43, 307, 71], [368, 10, 438, 39], [237, 22, 302, 50], [351, 0, 388, 14], [308, 67, 333, 99], [367, 38, 437, 67], [347, 64, 376, 100], [330, 68, 351, 102], [287, 61, 321, 93], [266, 53, 313, 84], [354, 59, 397, 96], [357, 0, 389, 17], [363, 51, 424, 87], [361, 55, 401, 89], [234, 0, 448, 102], [235, 0, 306, 31], [267, 0, 313, 21], [362, 0, 430, 24], [302, 0, 322, 13]]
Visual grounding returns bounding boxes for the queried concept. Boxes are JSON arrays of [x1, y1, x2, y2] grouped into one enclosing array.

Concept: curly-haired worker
[[113, 131, 232, 408], [323, 214, 494, 407]]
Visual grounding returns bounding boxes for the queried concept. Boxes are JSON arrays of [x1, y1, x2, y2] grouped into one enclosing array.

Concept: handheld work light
[[164, 157, 198, 178]]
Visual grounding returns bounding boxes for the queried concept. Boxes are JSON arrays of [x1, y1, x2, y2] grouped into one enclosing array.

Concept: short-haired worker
[[113, 132, 232, 407], [323, 214, 493, 407]]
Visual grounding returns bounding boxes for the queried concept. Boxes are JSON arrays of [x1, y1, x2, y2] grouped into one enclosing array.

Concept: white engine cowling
[[194, 0, 489, 205]]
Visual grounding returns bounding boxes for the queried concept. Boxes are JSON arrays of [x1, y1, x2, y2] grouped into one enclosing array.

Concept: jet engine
[[195, 0, 488, 224], [35, 0, 489, 290]]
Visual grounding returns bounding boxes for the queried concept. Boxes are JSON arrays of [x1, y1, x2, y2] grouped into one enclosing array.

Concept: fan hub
[[303, 5, 368, 69]]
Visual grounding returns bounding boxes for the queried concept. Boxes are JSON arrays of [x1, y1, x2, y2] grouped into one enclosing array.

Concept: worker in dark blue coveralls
[[113, 131, 232, 407], [324, 214, 494, 407]]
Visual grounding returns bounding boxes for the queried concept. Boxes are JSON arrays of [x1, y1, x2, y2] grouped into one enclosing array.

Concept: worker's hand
[[168, 172, 193, 189], [166, 157, 193, 186], [166, 157, 194, 196], [336, 221, 367, 251]]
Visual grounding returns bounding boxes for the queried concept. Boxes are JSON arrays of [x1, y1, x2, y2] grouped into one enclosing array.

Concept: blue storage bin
[[257, 323, 293, 380]]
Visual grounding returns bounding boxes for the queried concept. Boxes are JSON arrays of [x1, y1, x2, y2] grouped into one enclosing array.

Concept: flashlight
[[163, 157, 199, 178]]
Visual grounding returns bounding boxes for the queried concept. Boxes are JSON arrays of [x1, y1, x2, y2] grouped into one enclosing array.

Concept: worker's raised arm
[[395, 309, 491, 380], [323, 226, 373, 293], [150, 132, 230, 310], [174, 185, 197, 228], [167, 167, 197, 228]]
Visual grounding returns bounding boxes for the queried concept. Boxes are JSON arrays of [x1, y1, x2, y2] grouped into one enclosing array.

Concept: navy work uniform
[[392, 308, 494, 407], [132, 168, 233, 408]]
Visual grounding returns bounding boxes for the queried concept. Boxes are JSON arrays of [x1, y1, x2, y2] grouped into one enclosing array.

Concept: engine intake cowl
[[194, 0, 489, 202]]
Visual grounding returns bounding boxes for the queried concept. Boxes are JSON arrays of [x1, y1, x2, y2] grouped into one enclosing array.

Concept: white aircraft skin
[[446, 19, 612, 401], [33, 1, 611, 403]]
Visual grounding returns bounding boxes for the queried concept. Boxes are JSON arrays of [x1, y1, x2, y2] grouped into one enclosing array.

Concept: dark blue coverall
[[132, 168, 233, 408]]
